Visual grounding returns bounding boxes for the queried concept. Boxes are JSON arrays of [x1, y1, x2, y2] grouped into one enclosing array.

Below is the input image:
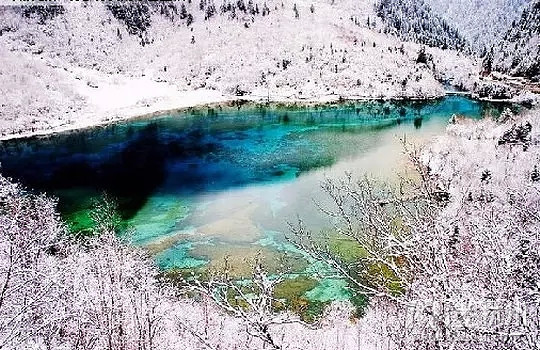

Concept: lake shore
[[0, 85, 449, 142], [1, 73, 536, 142]]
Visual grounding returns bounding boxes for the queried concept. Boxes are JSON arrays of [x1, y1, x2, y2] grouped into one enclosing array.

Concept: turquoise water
[[0, 96, 508, 300]]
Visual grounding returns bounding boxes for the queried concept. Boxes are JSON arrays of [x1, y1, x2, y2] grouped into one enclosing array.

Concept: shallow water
[[0, 96, 508, 301]]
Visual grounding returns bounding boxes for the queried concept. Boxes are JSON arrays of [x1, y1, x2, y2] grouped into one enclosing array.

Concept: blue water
[[0, 96, 509, 299]]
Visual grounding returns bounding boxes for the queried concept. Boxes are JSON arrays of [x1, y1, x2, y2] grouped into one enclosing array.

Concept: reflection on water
[[0, 97, 508, 301]]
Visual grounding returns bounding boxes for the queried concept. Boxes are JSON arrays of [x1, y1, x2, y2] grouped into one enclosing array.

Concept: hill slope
[[0, 1, 479, 137], [485, 0, 540, 80], [426, 0, 530, 54], [375, 0, 469, 52]]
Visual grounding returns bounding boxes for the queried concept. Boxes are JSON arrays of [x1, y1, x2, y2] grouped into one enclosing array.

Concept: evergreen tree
[[180, 3, 188, 19]]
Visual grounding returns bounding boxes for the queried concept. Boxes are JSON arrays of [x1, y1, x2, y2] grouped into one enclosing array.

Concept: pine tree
[[180, 3, 188, 19]]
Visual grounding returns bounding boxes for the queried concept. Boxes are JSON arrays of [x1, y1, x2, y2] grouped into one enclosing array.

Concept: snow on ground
[[0, 1, 482, 139], [428, 47, 480, 90], [0, 49, 230, 140], [426, 0, 529, 53]]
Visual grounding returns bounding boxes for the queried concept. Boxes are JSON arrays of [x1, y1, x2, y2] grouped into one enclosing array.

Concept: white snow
[[426, 0, 529, 52], [0, 1, 484, 139]]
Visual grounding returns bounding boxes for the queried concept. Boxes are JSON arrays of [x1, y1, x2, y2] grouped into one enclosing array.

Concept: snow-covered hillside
[[485, 0, 540, 80], [375, 0, 469, 52], [0, 2, 481, 138], [426, 0, 530, 54]]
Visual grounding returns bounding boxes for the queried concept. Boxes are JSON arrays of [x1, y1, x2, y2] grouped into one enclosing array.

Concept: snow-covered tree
[[375, 0, 470, 52], [486, 0, 540, 80], [292, 108, 540, 349]]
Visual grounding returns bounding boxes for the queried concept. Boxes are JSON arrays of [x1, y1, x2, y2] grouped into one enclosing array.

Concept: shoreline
[[0, 89, 528, 142], [0, 90, 445, 142]]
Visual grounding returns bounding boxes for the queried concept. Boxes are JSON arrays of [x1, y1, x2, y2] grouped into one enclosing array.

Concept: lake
[[0, 96, 509, 302]]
